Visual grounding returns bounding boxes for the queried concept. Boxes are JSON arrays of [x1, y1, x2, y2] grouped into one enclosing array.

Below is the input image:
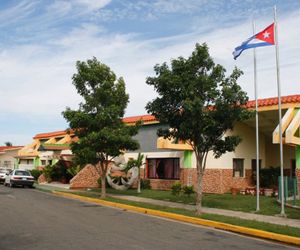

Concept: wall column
[[183, 151, 193, 186]]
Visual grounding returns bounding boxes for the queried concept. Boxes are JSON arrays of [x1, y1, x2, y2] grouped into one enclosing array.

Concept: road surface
[[0, 186, 297, 250]]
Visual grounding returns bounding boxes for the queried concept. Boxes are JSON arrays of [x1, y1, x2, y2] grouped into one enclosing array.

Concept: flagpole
[[252, 20, 260, 212], [274, 5, 285, 216]]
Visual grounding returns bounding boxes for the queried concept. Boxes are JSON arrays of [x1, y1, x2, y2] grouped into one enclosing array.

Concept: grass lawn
[[67, 190, 300, 238], [86, 188, 300, 219], [287, 199, 300, 207]]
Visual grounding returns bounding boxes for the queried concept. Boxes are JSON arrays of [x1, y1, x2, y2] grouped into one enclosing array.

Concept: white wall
[[196, 122, 266, 170], [0, 149, 19, 169]]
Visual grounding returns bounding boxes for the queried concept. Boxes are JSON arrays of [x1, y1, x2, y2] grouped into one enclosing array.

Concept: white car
[[4, 170, 34, 188], [0, 169, 11, 184]]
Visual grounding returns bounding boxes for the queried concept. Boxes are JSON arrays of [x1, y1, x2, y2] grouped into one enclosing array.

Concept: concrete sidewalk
[[108, 194, 300, 229]]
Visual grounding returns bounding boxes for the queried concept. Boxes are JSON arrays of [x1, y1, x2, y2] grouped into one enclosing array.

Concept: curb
[[52, 191, 300, 246]]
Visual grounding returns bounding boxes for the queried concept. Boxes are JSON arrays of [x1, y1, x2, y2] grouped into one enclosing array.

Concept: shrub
[[67, 165, 82, 177], [182, 185, 195, 197], [254, 166, 280, 188], [30, 169, 42, 180], [171, 181, 182, 196], [42, 162, 73, 183], [141, 179, 151, 189], [43, 165, 54, 183]]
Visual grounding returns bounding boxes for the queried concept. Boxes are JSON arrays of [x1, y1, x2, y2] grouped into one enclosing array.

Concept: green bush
[[42, 162, 73, 183], [182, 185, 195, 197], [141, 179, 151, 189], [171, 181, 182, 196], [30, 169, 42, 180], [255, 167, 280, 188], [43, 165, 54, 183]]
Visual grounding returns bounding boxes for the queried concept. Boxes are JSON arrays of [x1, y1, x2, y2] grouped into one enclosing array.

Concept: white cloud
[[1, 9, 300, 119], [73, 0, 111, 11], [1, 2, 300, 144]]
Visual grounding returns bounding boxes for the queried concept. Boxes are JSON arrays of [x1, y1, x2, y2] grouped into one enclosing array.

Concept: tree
[[127, 153, 145, 193], [63, 57, 140, 198], [4, 142, 12, 146], [146, 43, 252, 215]]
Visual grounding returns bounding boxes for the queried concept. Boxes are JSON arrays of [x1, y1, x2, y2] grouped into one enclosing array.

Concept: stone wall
[[296, 169, 300, 193], [69, 164, 101, 189], [67, 163, 254, 193], [38, 173, 47, 183], [179, 168, 252, 193]]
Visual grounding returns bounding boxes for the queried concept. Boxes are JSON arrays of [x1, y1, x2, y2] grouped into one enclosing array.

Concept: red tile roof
[[33, 130, 69, 139], [32, 95, 300, 138], [122, 114, 157, 124], [0, 146, 23, 152], [246, 95, 300, 109]]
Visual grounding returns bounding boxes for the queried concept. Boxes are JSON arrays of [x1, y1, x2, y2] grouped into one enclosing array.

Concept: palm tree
[[127, 153, 145, 193]]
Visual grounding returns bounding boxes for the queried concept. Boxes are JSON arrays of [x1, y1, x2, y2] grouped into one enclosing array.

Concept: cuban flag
[[233, 23, 275, 60]]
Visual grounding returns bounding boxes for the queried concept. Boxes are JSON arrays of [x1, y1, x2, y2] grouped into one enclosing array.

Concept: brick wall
[[179, 168, 252, 193], [69, 164, 101, 189], [67, 163, 254, 193], [38, 173, 47, 183], [296, 169, 300, 193]]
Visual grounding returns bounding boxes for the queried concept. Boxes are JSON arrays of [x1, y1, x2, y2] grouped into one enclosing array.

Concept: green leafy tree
[[146, 43, 252, 214], [4, 142, 12, 146], [63, 57, 140, 198]]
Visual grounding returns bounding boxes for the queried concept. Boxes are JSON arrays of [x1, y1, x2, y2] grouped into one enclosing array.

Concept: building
[[123, 95, 300, 193], [0, 146, 23, 170], [16, 95, 300, 193], [16, 130, 75, 170]]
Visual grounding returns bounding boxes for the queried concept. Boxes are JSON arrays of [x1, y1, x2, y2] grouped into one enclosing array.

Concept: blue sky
[[1, 0, 300, 145]]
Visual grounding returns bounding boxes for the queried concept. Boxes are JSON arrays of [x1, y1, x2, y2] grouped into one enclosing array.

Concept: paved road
[[0, 186, 297, 250]]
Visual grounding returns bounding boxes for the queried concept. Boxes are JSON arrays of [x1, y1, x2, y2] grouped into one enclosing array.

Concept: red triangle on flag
[[255, 23, 275, 44]]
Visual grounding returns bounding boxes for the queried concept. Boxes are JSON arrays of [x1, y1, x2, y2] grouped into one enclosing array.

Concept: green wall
[[296, 146, 300, 169], [184, 151, 192, 168]]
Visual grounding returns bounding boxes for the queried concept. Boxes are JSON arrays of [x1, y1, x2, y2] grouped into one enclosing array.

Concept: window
[[20, 159, 33, 165], [251, 159, 262, 184], [15, 170, 30, 176], [26, 159, 33, 165], [291, 159, 296, 177], [41, 160, 47, 166], [233, 158, 244, 177], [4, 161, 11, 167], [147, 158, 180, 180]]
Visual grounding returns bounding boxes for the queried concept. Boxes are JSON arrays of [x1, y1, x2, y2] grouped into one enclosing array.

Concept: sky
[[1, 0, 300, 145]]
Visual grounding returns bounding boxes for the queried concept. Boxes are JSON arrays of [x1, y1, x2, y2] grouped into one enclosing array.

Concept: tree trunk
[[195, 154, 204, 215], [195, 170, 203, 215], [101, 173, 106, 198], [137, 168, 141, 193], [100, 162, 107, 199]]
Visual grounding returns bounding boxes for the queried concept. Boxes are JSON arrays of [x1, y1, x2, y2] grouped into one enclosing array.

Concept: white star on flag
[[263, 31, 270, 39]]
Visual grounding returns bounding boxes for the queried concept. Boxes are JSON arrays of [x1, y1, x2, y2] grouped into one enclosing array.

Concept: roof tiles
[[32, 94, 300, 139]]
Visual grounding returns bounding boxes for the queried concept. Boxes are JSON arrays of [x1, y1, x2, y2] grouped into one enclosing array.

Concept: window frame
[[146, 158, 180, 180], [233, 158, 245, 178]]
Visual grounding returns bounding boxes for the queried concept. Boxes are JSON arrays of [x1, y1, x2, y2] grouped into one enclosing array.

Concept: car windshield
[[14, 170, 31, 176]]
